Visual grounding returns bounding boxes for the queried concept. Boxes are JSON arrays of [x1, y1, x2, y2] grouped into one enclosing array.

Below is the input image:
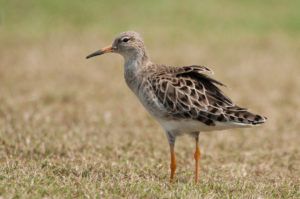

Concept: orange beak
[[86, 45, 114, 59]]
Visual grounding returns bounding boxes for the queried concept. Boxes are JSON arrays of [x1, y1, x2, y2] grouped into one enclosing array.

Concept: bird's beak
[[86, 45, 114, 59]]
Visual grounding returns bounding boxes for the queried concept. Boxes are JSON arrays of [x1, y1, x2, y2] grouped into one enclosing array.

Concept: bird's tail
[[224, 106, 267, 126]]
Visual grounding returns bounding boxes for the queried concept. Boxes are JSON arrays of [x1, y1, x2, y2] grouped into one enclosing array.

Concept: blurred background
[[0, 0, 299, 198]]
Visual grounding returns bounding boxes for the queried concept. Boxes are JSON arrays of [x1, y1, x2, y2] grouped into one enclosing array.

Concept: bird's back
[[138, 64, 267, 132]]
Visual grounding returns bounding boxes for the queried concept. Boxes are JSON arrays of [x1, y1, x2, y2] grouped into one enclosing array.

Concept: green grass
[[1, 0, 300, 38], [0, 0, 300, 198]]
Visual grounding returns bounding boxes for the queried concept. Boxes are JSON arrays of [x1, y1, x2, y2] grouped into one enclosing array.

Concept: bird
[[86, 31, 267, 184]]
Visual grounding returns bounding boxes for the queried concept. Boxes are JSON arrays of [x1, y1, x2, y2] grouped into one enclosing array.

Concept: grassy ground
[[0, 0, 300, 198]]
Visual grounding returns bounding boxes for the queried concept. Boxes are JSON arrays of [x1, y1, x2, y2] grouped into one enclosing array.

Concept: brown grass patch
[[0, 33, 299, 198]]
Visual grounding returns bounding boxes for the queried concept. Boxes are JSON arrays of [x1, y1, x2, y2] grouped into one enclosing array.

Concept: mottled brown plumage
[[141, 64, 266, 126], [86, 31, 267, 184]]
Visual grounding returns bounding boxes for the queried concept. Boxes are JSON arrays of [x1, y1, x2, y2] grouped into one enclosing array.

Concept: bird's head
[[86, 31, 147, 60]]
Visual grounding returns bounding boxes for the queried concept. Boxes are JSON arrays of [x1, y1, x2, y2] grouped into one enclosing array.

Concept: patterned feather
[[142, 64, 267, 127]]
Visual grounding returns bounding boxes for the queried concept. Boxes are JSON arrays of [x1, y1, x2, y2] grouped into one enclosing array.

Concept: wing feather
[[145, 64, 266, 126]]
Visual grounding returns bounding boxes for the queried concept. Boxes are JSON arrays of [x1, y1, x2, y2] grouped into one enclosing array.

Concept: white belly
[[157, 119, 250, 134]]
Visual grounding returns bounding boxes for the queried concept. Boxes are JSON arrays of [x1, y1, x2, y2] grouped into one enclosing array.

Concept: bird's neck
[[124, 51, 149, 92], [124, 48, 149, 68]]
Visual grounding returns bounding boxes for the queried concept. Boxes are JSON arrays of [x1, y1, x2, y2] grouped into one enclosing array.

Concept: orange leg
[[194, 136, 201, 184], [170, 146, 176, 182]]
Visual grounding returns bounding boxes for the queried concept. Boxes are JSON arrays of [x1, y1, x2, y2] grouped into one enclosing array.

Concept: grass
[[0, 0, 300, 198]]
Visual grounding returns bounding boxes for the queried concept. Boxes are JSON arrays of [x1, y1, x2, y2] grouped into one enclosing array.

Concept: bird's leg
[[194, 132, 201, 184], [170, 145, 176, 182], [166, 131, 176, 183]]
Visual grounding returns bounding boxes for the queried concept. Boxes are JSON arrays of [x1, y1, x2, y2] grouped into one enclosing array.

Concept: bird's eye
[[122, 37, 130, 42]]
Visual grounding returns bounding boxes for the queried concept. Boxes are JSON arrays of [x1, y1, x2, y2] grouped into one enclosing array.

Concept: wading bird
[[86, 31, 267, 184]]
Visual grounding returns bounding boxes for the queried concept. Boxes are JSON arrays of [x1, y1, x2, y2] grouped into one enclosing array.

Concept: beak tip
[[86, 53, 98, 59], [86, 45, 113, 60]]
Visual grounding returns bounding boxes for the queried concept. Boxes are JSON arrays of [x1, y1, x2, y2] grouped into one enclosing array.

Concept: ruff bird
[[86, 31, 267, 184]]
